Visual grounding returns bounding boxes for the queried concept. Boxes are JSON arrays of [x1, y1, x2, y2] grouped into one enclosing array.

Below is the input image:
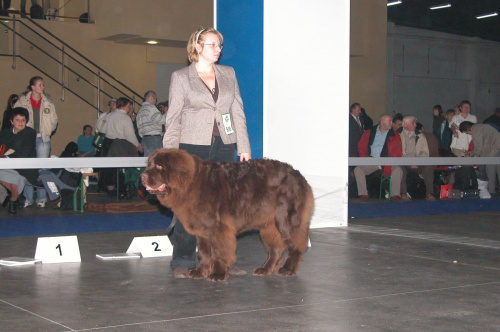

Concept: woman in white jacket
[[14, 76, 58, 207]]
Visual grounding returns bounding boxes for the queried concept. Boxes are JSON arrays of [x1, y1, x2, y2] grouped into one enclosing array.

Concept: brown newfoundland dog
[[141, 149, 314, 281]]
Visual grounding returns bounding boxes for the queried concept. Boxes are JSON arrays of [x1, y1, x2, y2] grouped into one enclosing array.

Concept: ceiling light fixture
[[476, 12, 498, 19], [147, 40, 158, 45], [429, 3, 451, 10], [387, 0, 402, 6]]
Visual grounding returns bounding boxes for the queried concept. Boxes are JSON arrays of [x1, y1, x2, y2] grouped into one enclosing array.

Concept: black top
[[0, 126, 38, 183]]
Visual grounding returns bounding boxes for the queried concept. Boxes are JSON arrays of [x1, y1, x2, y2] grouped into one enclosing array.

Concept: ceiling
[[387, 0, 500, 42]]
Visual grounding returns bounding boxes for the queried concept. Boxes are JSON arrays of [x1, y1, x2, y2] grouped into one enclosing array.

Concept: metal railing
[[0, 11, 144, 114]]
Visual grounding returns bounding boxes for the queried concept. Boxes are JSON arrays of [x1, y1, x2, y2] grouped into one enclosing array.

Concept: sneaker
[[36, 201, 46, 208], [24, 201, 33, 208]]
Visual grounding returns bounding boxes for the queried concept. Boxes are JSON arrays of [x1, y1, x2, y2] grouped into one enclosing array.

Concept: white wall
[[264, 0, 350, 227], [387, 23, 500, 130]]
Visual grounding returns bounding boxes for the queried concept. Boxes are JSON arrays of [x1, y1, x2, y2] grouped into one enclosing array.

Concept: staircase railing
[[0, 11, 144, 115]]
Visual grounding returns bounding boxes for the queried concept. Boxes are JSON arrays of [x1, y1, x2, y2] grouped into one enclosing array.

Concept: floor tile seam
[[0, 299, 75, 331], [345, 226, 500, 250], [311, 239, 500, 272], [71, 280, 500, 331]]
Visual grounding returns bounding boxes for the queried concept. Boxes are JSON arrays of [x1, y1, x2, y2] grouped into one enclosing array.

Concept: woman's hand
[[239, 153, 251, 162]]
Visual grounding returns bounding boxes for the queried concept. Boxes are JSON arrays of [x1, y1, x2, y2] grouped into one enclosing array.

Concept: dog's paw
[[277, 267, 296, 276], [189, 268, 207, 279], [253, 267, 273, 276], [208, 272, 228, 282]]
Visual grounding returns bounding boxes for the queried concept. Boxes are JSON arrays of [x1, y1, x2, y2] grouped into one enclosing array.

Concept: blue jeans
[[141, 135, 163, 157], [170, 137, 236, 269], [24, 136, 50, 204]]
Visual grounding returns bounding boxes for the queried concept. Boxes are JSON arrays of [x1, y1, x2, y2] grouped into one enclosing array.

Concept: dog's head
[[141, 148, 197, 195]]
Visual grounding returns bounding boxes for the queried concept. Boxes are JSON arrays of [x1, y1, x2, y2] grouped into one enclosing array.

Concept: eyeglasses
[[202, 43, 223, 50]]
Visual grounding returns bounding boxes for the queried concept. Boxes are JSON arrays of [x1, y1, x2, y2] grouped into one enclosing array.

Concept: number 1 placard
[[34, 235, 81, 263]]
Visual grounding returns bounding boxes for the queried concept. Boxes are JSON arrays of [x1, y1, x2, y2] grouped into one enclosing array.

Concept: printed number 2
[[152, 242, 161, 252], [56, 244, 62, 256]]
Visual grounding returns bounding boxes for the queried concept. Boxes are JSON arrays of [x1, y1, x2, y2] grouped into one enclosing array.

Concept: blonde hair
[[187, 27, 223, 63]]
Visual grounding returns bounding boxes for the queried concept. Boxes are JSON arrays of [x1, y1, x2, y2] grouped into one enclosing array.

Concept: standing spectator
[[136, 90, 165, 157], [450, 100, 476, 157], [354, 114, 404, 201], [434, 109, 454, 151], [2, 94, 19, 131], [459, 121, 500, 195], [14, 76, 58, 208], [1, 0, 11, 15], [360, 107, 373, 130], [392, 113, 403, 132], [348, 102, 364, 157], [432, 105, 444, 133], [483, 107, 500, 131], [163, 27, 251, 278], [0, 107, 37, 214], [77, 125, 95, 157]]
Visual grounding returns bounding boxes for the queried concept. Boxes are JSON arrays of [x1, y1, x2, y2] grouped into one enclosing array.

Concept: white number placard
[[34, 235, 81, 263], [126, 236, 172, 258]]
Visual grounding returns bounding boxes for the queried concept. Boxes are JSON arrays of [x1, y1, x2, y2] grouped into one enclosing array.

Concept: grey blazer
[[163, 62, 251, 155]]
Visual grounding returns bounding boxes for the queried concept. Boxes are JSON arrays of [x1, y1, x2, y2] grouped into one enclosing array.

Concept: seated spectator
[[450, 100, 476, 157], [400, 116, 436, 200], [434, 109, 454, 152], [459, 121, 500, 195], [354, 114, 404, 201], [483, 107, 500, 131], [392, 113, 403, 132], [0, 107, 37, 214], [77, 125, 95, 157], [432, 105, 444, 133]]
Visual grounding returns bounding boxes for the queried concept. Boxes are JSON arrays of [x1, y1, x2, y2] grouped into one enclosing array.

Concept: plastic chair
[[379, 174, 391, 199], [73, 172, 98, 212]]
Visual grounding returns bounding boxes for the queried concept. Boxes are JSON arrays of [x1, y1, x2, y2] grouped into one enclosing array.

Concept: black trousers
[[169, 136, 236, 269]]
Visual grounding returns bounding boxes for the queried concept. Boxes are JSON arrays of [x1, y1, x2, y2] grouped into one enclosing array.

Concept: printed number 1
[[56, 244, 62, 256], [152, 242, 161, 252]]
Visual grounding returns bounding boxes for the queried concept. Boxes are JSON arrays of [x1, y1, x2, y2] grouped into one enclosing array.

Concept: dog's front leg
[[189, 236, 212, 279], [208, 224, 237, 282]]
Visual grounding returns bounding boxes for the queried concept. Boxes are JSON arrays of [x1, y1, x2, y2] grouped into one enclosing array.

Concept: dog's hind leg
[[278, 188, 314, 276], [207, 221, 237, 282], [189, 236, 212, 279], [253, 221, 285, 276]]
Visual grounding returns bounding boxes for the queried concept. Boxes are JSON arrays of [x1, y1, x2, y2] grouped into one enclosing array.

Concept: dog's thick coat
[[142, 149, 314, 281]]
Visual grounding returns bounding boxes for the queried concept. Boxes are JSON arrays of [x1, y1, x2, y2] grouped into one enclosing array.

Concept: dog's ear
[[153, 149, 195, 189]]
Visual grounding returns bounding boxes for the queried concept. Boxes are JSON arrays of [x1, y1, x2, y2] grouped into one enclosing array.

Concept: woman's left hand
[[239, 153, 251, 162]]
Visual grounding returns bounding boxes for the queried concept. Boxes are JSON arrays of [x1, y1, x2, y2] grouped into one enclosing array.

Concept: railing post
[[12, 15, 16, 69], [97, 71, 101, 116], [61, 45, 65, 101]]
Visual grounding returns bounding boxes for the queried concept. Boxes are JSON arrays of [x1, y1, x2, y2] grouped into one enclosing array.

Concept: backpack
[[453, 166, 478, 191]]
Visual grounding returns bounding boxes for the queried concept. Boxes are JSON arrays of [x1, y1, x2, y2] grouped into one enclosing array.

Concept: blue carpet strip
[[348, 197, 500, 219], [0, 212, 172, 238]]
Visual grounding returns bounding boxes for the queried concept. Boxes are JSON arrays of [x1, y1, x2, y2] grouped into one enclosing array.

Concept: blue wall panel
[[217, 0, 263, 158]]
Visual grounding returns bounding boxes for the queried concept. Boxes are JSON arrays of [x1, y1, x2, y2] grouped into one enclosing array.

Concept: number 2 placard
[[34, 235, 82, 263], [126, 236, 172, 258]]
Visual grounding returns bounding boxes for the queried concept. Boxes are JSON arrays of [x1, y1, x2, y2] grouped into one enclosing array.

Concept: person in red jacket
[[354, 114, 404, 201]]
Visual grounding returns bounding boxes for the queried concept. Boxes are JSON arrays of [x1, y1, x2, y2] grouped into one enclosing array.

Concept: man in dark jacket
[[354, 114, 404, 201], [349, 103, 364, 157], [434, 109, 454, 151]]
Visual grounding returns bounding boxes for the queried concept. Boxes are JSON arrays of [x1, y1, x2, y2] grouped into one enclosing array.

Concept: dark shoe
[[2, 195, 10, 207], [228, 266, 247, 276], [390, 195, 402, 202], [358, 195, 369, 201], [425, 194, 436, 201], [401, 193, 411, 201], [8, 200, 17, 214], [173, 267, 190, 279]]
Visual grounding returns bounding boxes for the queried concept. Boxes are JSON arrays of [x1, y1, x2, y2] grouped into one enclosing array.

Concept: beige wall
[[0, 1, 213, 155], [350, 0, 387, 120]]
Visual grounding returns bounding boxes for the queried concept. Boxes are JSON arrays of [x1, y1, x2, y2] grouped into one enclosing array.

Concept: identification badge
[[222, 113, 235, 135]]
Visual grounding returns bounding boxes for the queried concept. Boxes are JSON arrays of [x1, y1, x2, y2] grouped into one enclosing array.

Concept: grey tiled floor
[[1, 212, 500, 331]]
